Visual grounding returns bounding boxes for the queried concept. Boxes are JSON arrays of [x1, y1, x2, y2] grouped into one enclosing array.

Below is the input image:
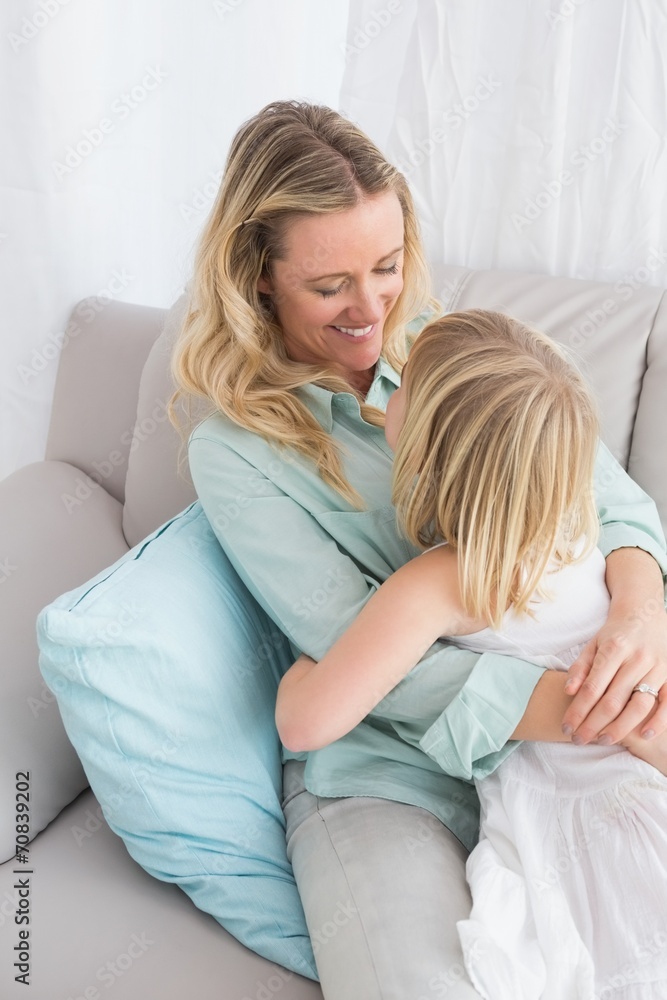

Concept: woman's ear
[[257, 274, 273, 294]]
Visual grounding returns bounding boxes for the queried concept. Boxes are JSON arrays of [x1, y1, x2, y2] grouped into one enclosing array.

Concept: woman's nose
[[341, 285, 384, 325]]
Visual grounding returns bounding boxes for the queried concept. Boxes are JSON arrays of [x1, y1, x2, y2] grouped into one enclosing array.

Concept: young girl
[[275, 309, 667, 999]]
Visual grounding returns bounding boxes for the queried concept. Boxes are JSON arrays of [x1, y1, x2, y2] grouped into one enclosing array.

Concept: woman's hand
[[561, 548, 667, 745]]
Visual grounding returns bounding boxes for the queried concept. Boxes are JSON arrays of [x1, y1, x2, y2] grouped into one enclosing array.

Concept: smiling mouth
[[331, 324, 374, 338]]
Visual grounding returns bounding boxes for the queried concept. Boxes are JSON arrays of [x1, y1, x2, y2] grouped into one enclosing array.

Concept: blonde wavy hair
[[391, 309, 601, 629], [168, 100, 436, 507]]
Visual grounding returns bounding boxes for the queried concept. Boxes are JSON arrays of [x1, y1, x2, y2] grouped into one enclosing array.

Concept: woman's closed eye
[[317, 262, 401, 299]]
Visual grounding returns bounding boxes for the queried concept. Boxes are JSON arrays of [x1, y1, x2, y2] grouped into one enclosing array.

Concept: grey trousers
[[282, 760, 483, 1000]]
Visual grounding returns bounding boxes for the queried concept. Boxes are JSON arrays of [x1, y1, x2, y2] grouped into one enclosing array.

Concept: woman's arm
[[513, 549, 667, 744], [561, 547, 667, 744], [275, 481, 667, 754], [275, 545, 485, 751], [418, 442, 667, 779], [559, 440, 667, 743], [509, 548, 667, 745], [189, 427, 666, 776]]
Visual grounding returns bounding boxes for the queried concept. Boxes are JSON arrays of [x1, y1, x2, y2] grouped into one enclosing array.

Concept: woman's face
[[257, 191, 405, 392]]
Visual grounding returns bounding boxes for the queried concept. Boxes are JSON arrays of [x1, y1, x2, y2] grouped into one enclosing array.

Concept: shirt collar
[[299, 357, 401, 433]]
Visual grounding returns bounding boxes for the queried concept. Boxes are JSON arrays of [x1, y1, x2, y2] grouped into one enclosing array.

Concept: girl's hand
[[561, 594, 667, 746]]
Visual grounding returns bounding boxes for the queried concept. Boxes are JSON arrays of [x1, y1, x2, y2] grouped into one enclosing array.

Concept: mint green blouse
[[187, 357, 667, 852]]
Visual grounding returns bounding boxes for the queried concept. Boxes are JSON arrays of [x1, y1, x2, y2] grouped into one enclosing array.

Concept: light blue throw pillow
[[36, 499, 318, 981]]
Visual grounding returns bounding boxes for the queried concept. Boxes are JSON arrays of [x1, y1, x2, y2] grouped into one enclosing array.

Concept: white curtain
[[1, 0, 349, 481], [4, 0, 667, 481], [340, 0, 667, 302]]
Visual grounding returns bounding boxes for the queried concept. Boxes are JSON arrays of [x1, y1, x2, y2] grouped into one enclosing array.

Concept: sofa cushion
[[36, 500, 318, 980]]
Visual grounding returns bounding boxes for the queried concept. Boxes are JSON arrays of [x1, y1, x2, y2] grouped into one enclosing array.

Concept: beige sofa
[[1, 263, 666, 999]]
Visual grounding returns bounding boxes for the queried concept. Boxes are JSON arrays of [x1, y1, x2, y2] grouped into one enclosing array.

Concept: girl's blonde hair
[[392, 309, 601, 629], [168, 99, 435, 507]]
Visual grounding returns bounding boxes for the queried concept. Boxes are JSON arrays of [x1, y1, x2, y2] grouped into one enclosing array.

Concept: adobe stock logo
[[511, 119, 627, 233], [341, 0, 403, 60], [393, 76, 502, 178], [8, 0, 74, 53], [52, 67, 168, 180]]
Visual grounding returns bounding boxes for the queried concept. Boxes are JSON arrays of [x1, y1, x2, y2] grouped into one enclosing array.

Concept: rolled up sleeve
[[417, 649, 546, 780], [595, 440, 667, 581]]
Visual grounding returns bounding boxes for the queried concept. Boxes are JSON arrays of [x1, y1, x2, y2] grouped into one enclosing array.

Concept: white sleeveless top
[[433, 542, 611, 671]]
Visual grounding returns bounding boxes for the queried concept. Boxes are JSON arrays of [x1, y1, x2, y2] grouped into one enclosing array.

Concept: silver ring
[[632, 683, 660, 699]]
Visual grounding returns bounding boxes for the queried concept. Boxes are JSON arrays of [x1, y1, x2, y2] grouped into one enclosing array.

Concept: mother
[[170, 101, 667, 999]]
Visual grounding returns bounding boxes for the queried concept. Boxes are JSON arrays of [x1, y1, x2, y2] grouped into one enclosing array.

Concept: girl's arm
[[277, 544, 667, 756], [275, 545, 485, 752], [510, 670, 573, 742], [621, 705, 667, 776], [512, 665, 667, 776], [275, 540, 667, 754]]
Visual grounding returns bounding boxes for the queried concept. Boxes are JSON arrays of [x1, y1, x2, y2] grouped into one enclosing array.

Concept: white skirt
[[458, 742, 667, 1000]]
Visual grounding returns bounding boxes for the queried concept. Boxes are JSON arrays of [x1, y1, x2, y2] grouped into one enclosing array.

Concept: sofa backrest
[[49, 266, 667, 545], [45, 299, 168, 508], [121, 292, 211, 548]]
